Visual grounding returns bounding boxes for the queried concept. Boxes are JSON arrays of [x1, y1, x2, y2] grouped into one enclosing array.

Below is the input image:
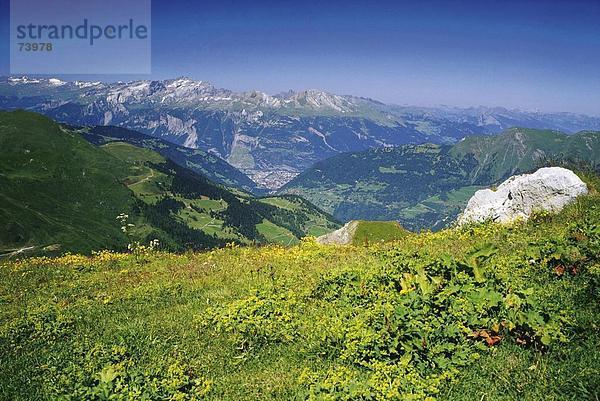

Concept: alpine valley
[[281, 128, 600, 230], [0, 110, 339, 256], [2, 76, 600, 190]]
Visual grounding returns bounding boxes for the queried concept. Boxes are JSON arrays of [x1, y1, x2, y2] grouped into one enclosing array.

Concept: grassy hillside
[[451, 128, 600, 183], [282, 129, 600, 230], [82, 125, 265, 195], [1, 174, 598, 400], [102, 140, 339, 246], [351, 220, 410, 245], [0, 111, 339, 255], [281, 143, 480, 230], [0, 110, 136, 254]]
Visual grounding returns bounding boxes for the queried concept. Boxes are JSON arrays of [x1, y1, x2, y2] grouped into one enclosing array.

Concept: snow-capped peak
[[8, 76, 41, 85], [3, 76, 360, 113], [74, 80, 102, 88], [278, 89, 355, 113], [48, 78, 66, 86]]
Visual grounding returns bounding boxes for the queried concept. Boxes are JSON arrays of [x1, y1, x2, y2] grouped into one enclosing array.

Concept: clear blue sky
[[1, 0, 599, 115]]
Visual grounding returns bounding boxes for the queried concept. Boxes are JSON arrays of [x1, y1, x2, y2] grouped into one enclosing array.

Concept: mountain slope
[[80, 125, 265, 195], [2, 76, 600, 188], [2, 176, 599, 400], [0, 111, 137, 253], [101, 141, 340, 247], [0, 111, 339, 255], [451, 128, 600, 183], [281, 128, 600, 230]]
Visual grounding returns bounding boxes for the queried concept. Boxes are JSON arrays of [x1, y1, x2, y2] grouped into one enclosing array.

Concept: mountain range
[[2, 76, 600, 189], [281, 128, 600, 230], [0, 111, 339, 255]]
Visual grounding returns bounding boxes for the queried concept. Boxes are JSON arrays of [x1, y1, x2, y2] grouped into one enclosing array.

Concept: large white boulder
[[458, 167, 588, 225], [316, 221, 359, 245]]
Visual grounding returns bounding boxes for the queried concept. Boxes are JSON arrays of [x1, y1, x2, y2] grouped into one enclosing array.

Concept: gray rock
[[316, 221, 359, 245], [458, 167, 588, 225]]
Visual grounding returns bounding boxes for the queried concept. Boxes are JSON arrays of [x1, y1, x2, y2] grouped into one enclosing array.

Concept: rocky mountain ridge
[[2, 76, 600, 189]]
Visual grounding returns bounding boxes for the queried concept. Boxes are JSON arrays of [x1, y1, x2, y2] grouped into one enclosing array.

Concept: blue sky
[[1, 0, 599, 114]]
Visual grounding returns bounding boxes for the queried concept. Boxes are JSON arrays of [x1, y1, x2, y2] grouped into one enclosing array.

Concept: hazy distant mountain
[[281, 128, 600, 230], [2, 76, 599, 189]]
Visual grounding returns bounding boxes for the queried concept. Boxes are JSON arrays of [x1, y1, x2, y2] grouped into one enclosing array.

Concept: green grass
[[195, 198, 227, 210], [256, 219, 298, 245], [256, 195, 341, 241], [351, 220, 409, 245], [0, 111, 135, 254], [101, 141, 166, 165], [306, 224, 332, 237], [2, 111, 598, 400], [1, 175, 599, 400], [102, 142, 171, 202], [443, 338, 600, 400], [259, 197, 301, 211]]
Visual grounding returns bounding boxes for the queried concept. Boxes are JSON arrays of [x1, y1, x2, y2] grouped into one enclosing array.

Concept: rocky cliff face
[[458, 167, 588, 225]]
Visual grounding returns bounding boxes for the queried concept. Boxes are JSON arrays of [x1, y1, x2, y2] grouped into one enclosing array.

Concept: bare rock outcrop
[[458, 167, 587, 225], [316, 221, 359, 245]]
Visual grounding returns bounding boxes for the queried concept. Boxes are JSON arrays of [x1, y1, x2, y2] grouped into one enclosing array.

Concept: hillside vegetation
[[0, 111, 137, 254], [282, 128, 600, 230], [1, 174, 598, 400], [451, 128, 600, 183], [82, 125, 265, 195], [351, 221, 410, 245], [0, 111, 339, 255]]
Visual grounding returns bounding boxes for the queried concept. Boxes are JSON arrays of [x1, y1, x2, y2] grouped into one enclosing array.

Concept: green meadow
[[1, 175, 599, 400]]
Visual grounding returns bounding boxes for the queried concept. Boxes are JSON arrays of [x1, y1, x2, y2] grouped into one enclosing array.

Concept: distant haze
[[0, 0, 598, 115]]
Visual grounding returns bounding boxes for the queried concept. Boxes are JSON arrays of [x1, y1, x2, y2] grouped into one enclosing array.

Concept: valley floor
[[1, 175, 599, 400]]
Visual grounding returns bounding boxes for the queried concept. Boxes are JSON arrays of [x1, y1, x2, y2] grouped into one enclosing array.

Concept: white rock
[[458, 167, 588, 225], [316, 221, 359, 245]]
